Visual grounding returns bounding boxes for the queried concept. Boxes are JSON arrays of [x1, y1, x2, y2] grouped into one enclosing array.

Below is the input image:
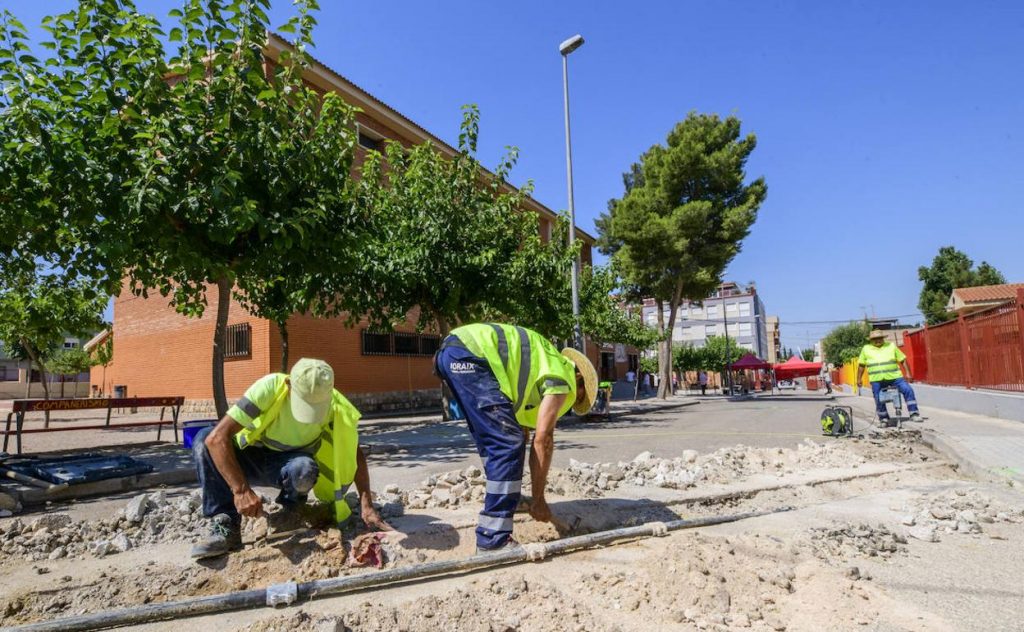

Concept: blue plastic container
[[182, 420, 217, 449]]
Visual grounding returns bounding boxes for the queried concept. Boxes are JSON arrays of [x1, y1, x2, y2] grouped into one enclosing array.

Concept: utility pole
[[560, 34, 585, 351], [722, 293, 732, 394]]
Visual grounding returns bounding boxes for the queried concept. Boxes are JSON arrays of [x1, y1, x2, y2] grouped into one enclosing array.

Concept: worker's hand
[[529, 496, 552, 523], [233, 487, 264, 518], [360, 503, 394, 532]]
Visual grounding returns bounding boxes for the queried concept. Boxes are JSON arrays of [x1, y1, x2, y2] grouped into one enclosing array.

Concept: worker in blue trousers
[[857, 330, 923, 426], [435, 323, 598, 553]]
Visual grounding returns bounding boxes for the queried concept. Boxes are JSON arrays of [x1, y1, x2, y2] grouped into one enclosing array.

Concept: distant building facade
[[641, 282, 770, 359], [765, 316, 781, 364], [947, 283, 1024, 316]]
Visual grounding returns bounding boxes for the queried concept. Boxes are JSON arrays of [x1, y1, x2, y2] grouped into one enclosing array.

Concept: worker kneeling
[[190, 358, 389, 559], [436, 323, 597, 554]]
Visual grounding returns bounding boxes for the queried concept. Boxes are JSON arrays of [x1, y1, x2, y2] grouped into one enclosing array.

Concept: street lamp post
[[560, 34, 584, 351]]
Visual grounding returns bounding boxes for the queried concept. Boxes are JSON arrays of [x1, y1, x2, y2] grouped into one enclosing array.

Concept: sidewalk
[[839, 391, 1024, 485]]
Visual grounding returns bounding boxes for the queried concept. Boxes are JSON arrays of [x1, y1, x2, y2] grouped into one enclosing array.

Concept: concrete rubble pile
[[393, 465, 488, 511], [897, 488, 1023, 543], [0, 490, 205, 561], [807, 523, 906, 561], [556, 440, 867, 496]]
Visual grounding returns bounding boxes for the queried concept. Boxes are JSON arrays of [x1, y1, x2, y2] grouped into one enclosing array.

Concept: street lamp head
[[559, 34, 585, 55]]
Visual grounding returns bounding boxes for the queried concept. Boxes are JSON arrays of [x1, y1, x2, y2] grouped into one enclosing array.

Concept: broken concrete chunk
[[123, 494, 150, 524]]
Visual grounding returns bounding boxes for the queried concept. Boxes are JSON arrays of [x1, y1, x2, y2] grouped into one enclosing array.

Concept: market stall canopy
[[773, 356, 823, 380], [731, 353, 771, 370]]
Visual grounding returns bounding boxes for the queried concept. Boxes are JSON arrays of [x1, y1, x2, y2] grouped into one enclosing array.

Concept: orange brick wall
[[100, 282, 272, 401]]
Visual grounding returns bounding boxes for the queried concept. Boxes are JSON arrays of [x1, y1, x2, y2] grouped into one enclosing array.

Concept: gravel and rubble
[[895, 487, 1024, 543], [0, 490, 206, 562], [549, 439, 869, 497], [383, 465, 488, 512], [808, 523, 907, 561]]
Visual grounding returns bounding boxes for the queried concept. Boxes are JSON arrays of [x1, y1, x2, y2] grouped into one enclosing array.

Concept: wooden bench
[[1, 397, 184, 454]]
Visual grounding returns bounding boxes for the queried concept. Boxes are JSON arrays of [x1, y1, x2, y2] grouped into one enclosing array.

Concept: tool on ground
[[819, 405, 853, 437]]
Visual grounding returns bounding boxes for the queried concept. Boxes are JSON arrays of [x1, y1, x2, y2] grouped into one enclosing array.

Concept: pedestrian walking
[[698, 370, 708, 396]]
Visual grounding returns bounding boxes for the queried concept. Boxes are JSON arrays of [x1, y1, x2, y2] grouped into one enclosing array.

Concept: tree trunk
[[212, 275, 232, 418], [658, 283, 683, 399], [278, 319, 289, 373], [21, 339, 50, 426], [60, 375, 65, 399]]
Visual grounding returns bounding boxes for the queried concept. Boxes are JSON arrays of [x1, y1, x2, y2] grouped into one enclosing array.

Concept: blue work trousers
[[192, 426, 319, 524], [436, 341, 526, 550], [870, 378, 919, 419]]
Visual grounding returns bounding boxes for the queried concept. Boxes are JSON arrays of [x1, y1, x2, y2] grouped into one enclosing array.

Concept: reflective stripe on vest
[[234, 375, 360, 525]]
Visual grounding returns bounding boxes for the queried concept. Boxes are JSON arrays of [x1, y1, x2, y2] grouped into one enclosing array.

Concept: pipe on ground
[[12, 506, 792, 632]]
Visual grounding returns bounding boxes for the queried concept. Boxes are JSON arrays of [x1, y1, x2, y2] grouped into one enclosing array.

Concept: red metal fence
[[901, 288, 1024, 392]]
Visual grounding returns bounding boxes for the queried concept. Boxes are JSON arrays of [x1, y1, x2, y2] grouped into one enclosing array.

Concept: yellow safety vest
[[234, 375, 360, 525], [451, 323, 577, 428], [859, 343, 905, 382]]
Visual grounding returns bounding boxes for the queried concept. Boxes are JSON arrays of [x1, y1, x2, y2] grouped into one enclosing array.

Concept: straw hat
[[560, 347, 598, 416], [869, 330, 887, 341]]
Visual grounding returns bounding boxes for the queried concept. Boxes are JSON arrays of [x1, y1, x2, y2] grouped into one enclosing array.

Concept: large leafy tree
[[598, 112, 766, 398], [821, 321, 870, 366], [1, 0, 369, 416], [47, 347, 95, 398], [356, 105, 575, 338], [702, 335, 744, 372], [578, 265, 660, 351], [918, 246, 1006, 325], [0, 268, 105, 422]]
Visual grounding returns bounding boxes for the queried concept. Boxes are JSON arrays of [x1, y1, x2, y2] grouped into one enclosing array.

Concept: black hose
[[9, 506, 792, 632]]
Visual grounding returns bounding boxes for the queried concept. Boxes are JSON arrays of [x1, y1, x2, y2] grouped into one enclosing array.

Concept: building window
[[739, 322, 752, 336], [358, 131, 382, 152], [739, 302, 751, 317], [225, 323, 251, 359], [727, 323, 739, 336], [361, 330, 440, 357], [705, 324, 718, 337], [362, 331, 393, 355], [706, 305, 720, 318], [725, 302, 739, 315]]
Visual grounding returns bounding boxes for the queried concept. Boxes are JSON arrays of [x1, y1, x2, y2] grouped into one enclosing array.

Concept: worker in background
[[857, 330, 922, 425], [435, 323, 598, 554], [190, 358, 390, 559], [822, 366, 833, 395]]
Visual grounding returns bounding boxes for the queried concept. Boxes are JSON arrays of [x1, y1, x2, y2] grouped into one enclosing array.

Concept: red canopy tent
[[773, 356, 823, 380], [731, 353, 771, 370]]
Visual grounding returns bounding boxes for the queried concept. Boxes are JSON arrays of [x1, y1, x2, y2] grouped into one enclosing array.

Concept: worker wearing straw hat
[[857, 330, 922, 425], [435, 323, 598, 553]]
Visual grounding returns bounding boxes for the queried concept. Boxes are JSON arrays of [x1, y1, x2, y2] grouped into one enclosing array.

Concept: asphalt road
[[367, 391, 845, 489]]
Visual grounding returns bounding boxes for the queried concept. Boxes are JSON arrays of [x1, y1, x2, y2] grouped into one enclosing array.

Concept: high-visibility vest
[[234, 374, 360, 524], [451, 323, 577, 429], [859, 343, 905, 382]]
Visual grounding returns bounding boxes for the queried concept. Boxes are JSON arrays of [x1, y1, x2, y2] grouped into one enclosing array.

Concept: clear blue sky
[[6, 0, 1023, 351]]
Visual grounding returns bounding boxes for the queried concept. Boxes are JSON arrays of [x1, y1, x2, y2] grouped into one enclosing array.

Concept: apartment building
[[91, 34, 625, 413], [641, 282, 771, 360]]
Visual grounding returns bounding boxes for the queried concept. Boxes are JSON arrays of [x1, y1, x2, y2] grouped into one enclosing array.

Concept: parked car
[[777, 379, 796, 390]]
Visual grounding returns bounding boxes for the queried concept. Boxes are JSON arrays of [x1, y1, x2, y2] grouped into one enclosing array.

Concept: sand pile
[[552, 440, 867, 497], [0, 490, 206, 561], [238, 572, 613, 632]]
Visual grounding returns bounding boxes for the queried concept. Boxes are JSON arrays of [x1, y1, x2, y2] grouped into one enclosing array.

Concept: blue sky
[[5, 0, 1023, 351]]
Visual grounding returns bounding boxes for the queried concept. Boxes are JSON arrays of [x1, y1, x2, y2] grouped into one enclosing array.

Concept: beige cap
[[289, 358, 334, 424], [869, 330, 887, 340], [560, 347, 598, 416]]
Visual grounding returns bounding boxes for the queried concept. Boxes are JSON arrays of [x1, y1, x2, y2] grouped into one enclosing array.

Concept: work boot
[[909, 412, 922, 423], [475, 539, 522, 556], [190, 513, 242, 559]]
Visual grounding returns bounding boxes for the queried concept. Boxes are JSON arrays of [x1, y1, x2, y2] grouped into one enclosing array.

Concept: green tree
[[821, 321, 870, 366], [703, 336, 744, 371], [356, 105, 574, 339], [47, 347, 94, 398], [598, 112, 766, 399], [918, 246, 1006, 325], [0, 269, 105, 423], [1, 1, 369, 416], [578, 265, 661, 351], [800, 348, 816, 362], [672, 343, 708, 374]]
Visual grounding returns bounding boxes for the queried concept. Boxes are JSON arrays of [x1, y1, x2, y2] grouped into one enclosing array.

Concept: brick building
[[92, 35, 628, 413]]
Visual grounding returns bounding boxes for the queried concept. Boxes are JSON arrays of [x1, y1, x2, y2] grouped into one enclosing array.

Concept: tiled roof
[[952, 283, 1024, 304]]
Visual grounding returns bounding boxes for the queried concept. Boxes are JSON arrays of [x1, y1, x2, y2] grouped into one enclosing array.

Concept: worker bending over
[[191, 358, 389, 559], [857, 330, 922, 426], [436, 323, 598, 553]]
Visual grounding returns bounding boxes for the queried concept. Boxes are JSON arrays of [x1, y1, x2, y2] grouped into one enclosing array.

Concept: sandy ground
[[2, 426, 1023, 632]]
